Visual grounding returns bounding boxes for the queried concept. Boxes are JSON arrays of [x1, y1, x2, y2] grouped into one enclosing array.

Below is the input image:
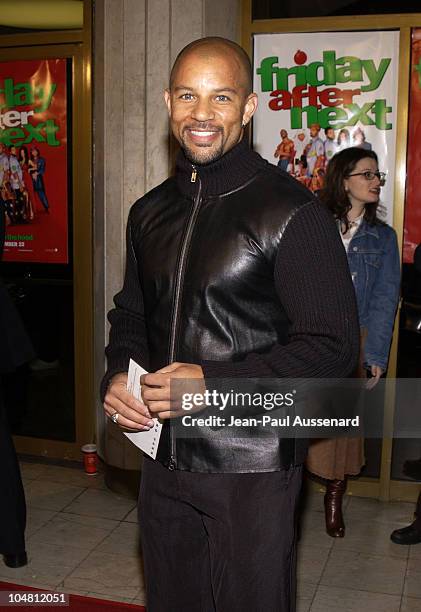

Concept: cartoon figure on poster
[[0, 58, 68, 264], [18, 147, 36, 218], [29, 147, 49, 213], [273, 129, 294, 170], [273, 123, 370, 193], [1, 143, 54, 224], [0, 145, 41, 225], [324, 127, 338, 164], [337, 128, 351, 151], [253, 31, 399, 223], [0, 143, 12, 222]]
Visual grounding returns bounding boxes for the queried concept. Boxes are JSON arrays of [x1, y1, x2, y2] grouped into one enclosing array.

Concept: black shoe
[[3, 552, 28, 568], [390, 522, 421, 545]]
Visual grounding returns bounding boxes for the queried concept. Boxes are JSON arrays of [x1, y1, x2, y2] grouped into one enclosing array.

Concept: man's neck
[[175, 138, 267, 198]]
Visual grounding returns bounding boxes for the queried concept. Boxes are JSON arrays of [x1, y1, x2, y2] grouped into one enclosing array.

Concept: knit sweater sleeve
[[100, 211, 150, 400], [201, 201, 360, 380]]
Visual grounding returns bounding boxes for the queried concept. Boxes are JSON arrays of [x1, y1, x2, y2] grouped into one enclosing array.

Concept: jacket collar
[[352, 218, 380, 239], [175, 138, 268, 198]]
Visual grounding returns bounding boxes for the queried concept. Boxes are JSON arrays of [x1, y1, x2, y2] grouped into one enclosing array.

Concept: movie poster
[[403, 29, 421, 264], [0, 58, 68, 264], [253, 31, 399, 224]]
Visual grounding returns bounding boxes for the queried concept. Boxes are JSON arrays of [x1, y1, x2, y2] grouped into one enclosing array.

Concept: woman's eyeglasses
[[346, 171, 386, 182]]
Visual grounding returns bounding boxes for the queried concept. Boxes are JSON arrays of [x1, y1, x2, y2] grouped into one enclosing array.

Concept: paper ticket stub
[[124, 358, 162, 460]]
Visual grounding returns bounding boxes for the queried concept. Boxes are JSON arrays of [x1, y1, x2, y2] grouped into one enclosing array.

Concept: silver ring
[[110, 412, 119, 424]]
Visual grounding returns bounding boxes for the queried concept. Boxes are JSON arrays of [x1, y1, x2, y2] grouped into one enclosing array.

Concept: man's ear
[[164, 89, 171, 116], [242, 93, 258, 128]]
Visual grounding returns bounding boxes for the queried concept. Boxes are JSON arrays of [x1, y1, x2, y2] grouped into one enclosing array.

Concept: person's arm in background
[[364, 228, 401, 388]]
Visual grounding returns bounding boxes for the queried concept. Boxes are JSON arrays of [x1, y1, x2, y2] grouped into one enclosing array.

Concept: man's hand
[[366, 364, 383, 390], [104, 372, 155, 430], [141, 362, 205, 420]]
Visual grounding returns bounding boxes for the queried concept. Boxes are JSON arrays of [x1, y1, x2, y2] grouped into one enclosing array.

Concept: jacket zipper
[[168, 167, 202, 470]]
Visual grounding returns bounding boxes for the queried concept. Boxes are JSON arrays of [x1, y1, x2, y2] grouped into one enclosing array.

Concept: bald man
[[102, 37, 359, 611], [274, 129, 294, 171]]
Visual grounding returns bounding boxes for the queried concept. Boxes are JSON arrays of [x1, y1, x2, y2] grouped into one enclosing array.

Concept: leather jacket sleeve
[[202, 202, 360, 380]]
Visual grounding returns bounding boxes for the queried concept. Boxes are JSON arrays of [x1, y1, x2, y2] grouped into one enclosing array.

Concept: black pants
[[0, 385, 26, 555], [139, 457, 302, 612]]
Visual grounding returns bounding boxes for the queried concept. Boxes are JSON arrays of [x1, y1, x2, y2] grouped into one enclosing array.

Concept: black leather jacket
[[103, 140, 359, 472]]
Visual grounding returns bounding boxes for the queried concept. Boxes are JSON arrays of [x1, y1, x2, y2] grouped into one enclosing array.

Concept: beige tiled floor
[[1, 461, 420, 611]]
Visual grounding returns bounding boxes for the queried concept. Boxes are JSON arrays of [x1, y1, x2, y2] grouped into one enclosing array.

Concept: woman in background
[[306, 147, 401, 537], [337, 128, 351, 151]]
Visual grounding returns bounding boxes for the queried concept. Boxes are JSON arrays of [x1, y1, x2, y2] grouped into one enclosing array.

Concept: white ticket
[[124, 358, 162, 460]]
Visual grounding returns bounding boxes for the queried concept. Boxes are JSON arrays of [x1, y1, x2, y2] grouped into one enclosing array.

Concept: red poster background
[[0, 59, 68, 264], [404, 31, 421, 263]]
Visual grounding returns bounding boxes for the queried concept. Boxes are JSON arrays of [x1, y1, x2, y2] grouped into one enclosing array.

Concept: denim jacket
[[346, 218, 400, 370]]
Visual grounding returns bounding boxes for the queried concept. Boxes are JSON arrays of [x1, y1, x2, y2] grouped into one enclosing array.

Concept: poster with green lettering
[[0, 58, 68, 263], [253, 31, 399, 223]]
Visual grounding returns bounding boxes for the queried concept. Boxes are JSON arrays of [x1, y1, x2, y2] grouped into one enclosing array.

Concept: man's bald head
[[165, 36, 258, 164], [170, 37, 253, 95]]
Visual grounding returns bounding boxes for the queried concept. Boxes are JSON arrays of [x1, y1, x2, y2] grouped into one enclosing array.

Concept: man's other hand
[[104, 372, 155, 430], [141, 362, 205, 419]]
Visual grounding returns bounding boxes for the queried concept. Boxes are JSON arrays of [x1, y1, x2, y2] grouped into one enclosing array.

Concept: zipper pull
[[191, 166, 197, 183]]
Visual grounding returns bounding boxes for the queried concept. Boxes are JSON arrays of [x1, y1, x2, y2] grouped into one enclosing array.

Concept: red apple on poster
[[294, 50, 307, 65]]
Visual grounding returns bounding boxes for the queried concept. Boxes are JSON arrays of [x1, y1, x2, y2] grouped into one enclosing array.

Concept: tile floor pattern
[[1, 461, 420, 611]]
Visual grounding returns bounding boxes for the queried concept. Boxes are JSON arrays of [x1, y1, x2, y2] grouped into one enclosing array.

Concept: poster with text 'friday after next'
[[0, 58, 69, 264], [253, 31, 399, 225]]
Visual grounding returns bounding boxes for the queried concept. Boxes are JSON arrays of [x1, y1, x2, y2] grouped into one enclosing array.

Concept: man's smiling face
[[164, 47, 257, 165]]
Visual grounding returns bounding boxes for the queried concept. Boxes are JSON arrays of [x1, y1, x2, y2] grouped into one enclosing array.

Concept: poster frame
[[242, 3, 421, 503], [0, 56, 71, 265]]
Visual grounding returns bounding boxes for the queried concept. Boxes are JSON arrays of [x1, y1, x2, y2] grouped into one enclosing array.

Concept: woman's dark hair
[[320, 146, 380, 233], [18, 146, 29, 164]]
